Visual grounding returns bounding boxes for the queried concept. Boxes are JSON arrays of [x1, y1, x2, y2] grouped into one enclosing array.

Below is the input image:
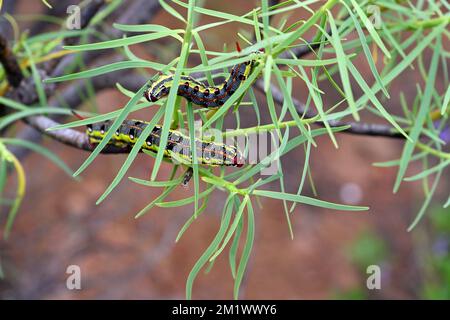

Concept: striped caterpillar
[[86, 119, 244, 167], [144, 51, 263, 108]]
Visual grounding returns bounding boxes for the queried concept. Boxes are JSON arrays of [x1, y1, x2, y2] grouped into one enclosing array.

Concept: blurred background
[[0, 0, 449, 299]]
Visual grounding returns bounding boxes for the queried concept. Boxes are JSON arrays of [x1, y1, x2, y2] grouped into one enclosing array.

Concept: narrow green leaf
[[46, 102, 152, 131], [264, 54, 273, 92], [252, 190, 369, 211], [151, 0, 197, 182], [73, 82, 150, 177], [0, 108, 74, 130], [202, 64, 263, 129], [404, 160, 450, 181], [113, 23, 180, 33], [394, 36, 442, 193], [3, 153, 25, 240], [234, 126, 290, 185], [96, 107, 165, 204], [380, 21, 406, 59], [135, 166, 180, 218], [1, 138, 73, 176], [350, 0, 391, 59], [27, 29, 92, 44], [253, 8, 261, 43], [290, 136, 312, 213], [442, 85, 450, 115], [234, 198, 255, 300], [159, 0, 186, 23], [129, 176, 183, 187], [45, 61, 167, 83], [342, 0, 389, 97], [295, 64, 336, 147], [248, 88, 261, 126], [275, 56, 346, 67], [186, 102, 200, 216], [151, 47, 189, 180], [0, 97, 28, 111], [157, 186, 215, 208], [408, 168, 443, 231], [261, 0, 271, 39], [176, 189, 212, 242], [273, 65, 314, 144], [89, 0, 122, 26], [356, 25, 444, 110], [373, 152, 427, 167], [192, 31, 214, 86], [444, 195, 450, 208], [23, 43, 47, 106], [209, 195, 249, 262], [346, 58, 410, 140], [63, 31, 180, 51], [186, 193, 235, 300], [0, 158, 7, 199], [229, 210, 244, 279], [272, 0, 339, 57], [327, 10, 358, 120]]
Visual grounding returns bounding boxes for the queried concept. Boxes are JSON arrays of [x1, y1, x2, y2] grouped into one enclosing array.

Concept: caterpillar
[[86, 119, 244, 167], [144, 51, 263, 108]]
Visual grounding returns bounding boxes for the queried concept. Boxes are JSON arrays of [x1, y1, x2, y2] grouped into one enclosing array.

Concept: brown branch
[[254, 79, 404, 139], [24, 114, 135, 154], [10, 71, 148, 157]]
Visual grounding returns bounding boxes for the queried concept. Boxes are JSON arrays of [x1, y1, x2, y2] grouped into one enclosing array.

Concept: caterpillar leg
[[182, 167, 194, 187]]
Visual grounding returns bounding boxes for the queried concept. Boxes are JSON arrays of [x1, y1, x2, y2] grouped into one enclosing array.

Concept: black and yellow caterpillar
[[86, 119, 244, 167], [144, 51, 262, 108]]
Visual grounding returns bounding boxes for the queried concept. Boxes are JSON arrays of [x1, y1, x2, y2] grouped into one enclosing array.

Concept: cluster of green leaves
[[0, 1, 123, 235], [1, 0, 449, 298]]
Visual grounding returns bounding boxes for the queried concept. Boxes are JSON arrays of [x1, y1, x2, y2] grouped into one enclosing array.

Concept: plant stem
[[222, 118, 316, 138], [416, 142, 450, 160]]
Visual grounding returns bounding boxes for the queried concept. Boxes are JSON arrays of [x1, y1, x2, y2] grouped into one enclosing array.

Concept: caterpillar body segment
[[144, 52, 262, 108], [86, 119, 244, 167]]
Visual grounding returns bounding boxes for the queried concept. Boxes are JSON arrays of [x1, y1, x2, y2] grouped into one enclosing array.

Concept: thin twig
[[10, 72, 148, 157], [254, 79, 404, 139]]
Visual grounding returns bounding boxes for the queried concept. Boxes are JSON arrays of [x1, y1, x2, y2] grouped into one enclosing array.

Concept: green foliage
[[1, 0, 449, 299], [348, 232, 388, 269]]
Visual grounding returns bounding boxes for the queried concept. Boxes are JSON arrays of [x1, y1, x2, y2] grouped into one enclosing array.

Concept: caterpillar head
[[144, 77, 170, 103], [233, 150, 245, 168]]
